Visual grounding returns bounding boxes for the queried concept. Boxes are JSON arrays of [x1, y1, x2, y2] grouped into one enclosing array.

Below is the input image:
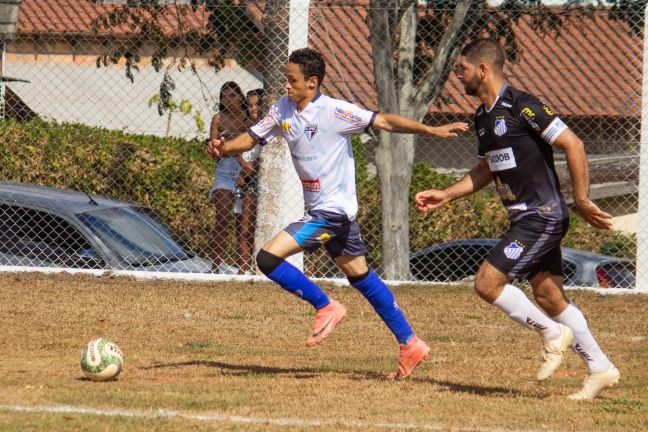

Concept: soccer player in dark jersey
[[415, 38, 619, 400]]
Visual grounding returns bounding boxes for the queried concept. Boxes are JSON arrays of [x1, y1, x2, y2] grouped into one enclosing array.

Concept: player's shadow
[[429, 379, 528, 398], [347, 375, 530, 398], [141, 360, 328, 379], [141, 361, 537, 397], [142, 360, 392, 381]]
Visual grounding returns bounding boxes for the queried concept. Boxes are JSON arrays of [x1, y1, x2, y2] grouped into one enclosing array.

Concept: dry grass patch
[[0, 272, 647, 431]]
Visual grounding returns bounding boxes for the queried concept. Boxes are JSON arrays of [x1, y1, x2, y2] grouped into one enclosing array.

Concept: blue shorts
[[284, 210, 366, 258]]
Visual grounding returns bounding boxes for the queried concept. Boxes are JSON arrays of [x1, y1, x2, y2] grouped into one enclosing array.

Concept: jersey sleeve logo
[[520, 107, 541, 132], [494, 118, 507, 136], [334, 107, 363, 124], [282, 120, 292, 133]]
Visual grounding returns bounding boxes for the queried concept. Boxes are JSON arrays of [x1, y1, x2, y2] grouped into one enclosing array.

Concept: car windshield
[[78, 207, 190, 267]]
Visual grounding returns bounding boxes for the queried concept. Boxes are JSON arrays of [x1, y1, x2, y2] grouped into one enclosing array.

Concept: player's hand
[[415, 189, 450, 211], [206, 137, 226, 158], [431, 122, 469, 138], [206, 137, 226, 159], [205, 137, 226, 159], [575, 199, 613, 230]]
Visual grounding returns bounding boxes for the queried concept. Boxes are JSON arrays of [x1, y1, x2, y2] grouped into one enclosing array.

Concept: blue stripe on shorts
[[293, 219, 329, 246]]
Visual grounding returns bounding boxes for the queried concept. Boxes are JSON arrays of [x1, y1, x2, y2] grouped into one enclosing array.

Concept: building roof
[[16, 0, 209, 36], [309, 3, 642, 117], [12, 1, 643, 117]]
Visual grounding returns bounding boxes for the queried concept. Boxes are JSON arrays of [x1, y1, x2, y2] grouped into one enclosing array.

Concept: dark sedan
[[0, 181, 211, 273], [410, 239, 635, 288]]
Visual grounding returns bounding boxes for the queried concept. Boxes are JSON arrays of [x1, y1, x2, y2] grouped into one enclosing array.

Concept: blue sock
[[267, 260, 330, 309], [350, 270, 415, 344]]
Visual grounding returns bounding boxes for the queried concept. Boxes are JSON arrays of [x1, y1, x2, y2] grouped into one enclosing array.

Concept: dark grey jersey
[[475, 84, 569, 221]]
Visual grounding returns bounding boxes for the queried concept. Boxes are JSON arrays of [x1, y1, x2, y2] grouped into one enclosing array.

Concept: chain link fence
[[0, 0, 641, 288]]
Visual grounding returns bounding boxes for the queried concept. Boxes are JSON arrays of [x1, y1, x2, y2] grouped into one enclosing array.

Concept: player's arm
[[372, 113, 469, 138], [206, 132, 257, 159], [415, 159, 492, 211], [552, 130, 612, 230]]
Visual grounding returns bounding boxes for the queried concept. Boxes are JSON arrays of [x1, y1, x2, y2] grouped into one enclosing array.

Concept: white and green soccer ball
[[80, 338, 123, 381]]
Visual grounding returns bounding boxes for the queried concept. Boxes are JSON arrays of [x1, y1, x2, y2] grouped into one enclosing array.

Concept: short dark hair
[[246, 88, 264, 101], [219, 81, 246, 112], [288, 48, 326, 86], [461, 38, 505, 71]]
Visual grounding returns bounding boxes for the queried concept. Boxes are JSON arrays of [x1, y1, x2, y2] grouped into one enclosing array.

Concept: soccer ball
[[80, 338, 123, 381]]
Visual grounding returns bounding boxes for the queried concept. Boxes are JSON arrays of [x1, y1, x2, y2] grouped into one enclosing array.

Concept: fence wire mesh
[[0, 0, 641, 288]]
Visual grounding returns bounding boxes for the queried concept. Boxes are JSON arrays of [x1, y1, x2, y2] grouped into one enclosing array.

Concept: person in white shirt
[[208, 81, 250, 275], [207, 48, 468, 379]]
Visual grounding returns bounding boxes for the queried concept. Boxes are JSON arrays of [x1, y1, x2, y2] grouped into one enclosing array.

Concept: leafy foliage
[[92, 1, 262, 117]]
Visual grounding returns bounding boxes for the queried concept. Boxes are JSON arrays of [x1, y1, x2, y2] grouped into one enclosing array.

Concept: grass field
[[1, 272, 647, 431]]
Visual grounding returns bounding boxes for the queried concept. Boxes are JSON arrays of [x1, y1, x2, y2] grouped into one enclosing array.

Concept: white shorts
[[211, 156, 241, 194]]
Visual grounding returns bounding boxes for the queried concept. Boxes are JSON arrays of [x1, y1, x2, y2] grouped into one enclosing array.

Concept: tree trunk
[[376, 131, 415, 279], [369, 0, 416, 279], [367, 0, 481, 279], [255, 0, 304, 271]]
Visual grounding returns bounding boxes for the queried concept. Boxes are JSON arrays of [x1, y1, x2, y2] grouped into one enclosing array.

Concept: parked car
[[0, 182, 211, 273], [410, 238, 636, 288]]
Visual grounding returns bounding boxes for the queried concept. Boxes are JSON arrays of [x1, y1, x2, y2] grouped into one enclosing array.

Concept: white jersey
[[248, 93, 376, 219]]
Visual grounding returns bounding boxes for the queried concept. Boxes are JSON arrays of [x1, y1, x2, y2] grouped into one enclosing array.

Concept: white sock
[[553, 303, 611, 374], [492, 284, 561, 340]]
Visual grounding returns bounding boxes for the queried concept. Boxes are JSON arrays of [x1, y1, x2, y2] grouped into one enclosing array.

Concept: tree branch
[[396, 2, 417, 114], [368, 0, 400, 113], [412, 0, 482, 120]]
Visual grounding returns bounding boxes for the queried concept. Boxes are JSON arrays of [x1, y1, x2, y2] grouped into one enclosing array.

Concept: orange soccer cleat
[[305, 300, 347, 347], [389, 336, 431, 380]]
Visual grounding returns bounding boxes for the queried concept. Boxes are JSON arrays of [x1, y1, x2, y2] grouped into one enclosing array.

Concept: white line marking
[[0, 403, 547, 431], [1, 265, 647, 293]]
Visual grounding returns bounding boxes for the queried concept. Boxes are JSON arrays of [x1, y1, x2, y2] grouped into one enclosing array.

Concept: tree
[[366, 0, 589, 279], [92, 0, 263, 119]]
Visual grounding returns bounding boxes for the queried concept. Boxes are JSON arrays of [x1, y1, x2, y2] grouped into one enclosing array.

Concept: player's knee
[[256, 249, 284, 275], [474, 267, 498, 302]]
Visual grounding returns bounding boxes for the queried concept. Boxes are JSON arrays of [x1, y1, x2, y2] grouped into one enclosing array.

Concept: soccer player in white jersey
[[416, 39, 619, 399], [207, 48, 468, 379]]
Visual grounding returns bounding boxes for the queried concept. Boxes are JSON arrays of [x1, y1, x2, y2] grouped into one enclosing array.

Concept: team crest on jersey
[[504, 241, 525, 260], [304, 123, 318, 141], [494, 118, 507, 136]]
